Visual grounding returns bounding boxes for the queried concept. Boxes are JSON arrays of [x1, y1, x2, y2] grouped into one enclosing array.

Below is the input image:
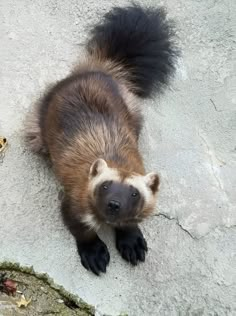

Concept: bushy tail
[[87, 3, 179, 98]]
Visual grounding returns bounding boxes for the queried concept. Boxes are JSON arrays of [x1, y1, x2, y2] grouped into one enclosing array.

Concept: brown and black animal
[[25, 3, 178, 275]]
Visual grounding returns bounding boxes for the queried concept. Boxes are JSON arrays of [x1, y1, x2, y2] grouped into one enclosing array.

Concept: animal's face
[[88, 159, 159, 227]]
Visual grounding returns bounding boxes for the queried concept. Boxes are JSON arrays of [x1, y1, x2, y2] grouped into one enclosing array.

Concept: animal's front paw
[[116, 227, 148, 265], [77, 236, 110, 275]]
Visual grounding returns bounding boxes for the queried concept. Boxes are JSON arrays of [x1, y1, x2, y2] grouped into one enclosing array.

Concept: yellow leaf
[[16, 294, 32, 308], [0, 136, 8, 153]]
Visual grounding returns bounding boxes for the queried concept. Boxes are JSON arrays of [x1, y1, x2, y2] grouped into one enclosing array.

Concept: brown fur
[[24, 55, 159, 224], [24, 101, 46, 154]]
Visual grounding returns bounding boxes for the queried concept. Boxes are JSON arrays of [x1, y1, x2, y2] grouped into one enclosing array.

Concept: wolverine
[[25, 3, 178, 275]]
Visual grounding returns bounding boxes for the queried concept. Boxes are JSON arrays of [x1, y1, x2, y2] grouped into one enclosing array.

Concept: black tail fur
[[87, 3, 178, 98]]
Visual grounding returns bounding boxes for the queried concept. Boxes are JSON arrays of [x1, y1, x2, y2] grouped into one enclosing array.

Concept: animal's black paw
[[116, 227, 148, 265], [77, 237, 110, 275]]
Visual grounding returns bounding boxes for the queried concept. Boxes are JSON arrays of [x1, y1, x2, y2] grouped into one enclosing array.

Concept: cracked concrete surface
[[0, 0, 236, 315]]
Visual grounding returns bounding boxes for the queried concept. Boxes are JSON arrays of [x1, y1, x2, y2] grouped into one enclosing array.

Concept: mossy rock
[[0, 261, 94, 316]]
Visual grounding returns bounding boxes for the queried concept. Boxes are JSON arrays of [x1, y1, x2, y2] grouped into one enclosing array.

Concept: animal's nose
[[107, 200, 121, 212]]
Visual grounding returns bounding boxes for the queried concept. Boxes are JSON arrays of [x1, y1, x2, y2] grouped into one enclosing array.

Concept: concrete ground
[[0, 0, 235, 315]]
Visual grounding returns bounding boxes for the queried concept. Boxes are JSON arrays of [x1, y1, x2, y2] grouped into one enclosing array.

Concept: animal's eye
[[3, 138, 6, 143], [102, 182, 109, 190], [101, 181, 112, 190], [132, 192, 139, 197]]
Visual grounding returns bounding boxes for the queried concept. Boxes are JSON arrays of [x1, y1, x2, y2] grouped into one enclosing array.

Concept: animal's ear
[[89, 159, 107, 177], [144, 172, 160, 193]]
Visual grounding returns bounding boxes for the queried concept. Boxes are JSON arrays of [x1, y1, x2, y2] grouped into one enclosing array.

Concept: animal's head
[[88, 159, 160, 227]]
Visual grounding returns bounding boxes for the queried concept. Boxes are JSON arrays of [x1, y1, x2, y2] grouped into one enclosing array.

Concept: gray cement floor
[[0, 0, 236, 315]]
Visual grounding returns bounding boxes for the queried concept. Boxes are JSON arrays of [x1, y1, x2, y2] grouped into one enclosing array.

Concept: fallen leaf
[[3, 279, 17, 296], [0, 273, 17, 296], [0, 136, 8, 153], [16, 294, 32, 308]]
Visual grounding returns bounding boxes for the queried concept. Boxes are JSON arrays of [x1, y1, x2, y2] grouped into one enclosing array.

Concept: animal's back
[[34, 68, 143, 185]]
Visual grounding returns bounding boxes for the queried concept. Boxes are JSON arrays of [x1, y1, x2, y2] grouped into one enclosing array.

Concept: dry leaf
[[0, 273, 17, 296], [16, 294, 32, 308], [0, 136, 8, 153], [3, 279, 17, 296]]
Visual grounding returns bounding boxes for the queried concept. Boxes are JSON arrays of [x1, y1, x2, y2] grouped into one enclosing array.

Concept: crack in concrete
[[210, 98, 223, 112], [154, 213, 236, 240], [154, 213, 196, 239], [198, 130, 225, 191]]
